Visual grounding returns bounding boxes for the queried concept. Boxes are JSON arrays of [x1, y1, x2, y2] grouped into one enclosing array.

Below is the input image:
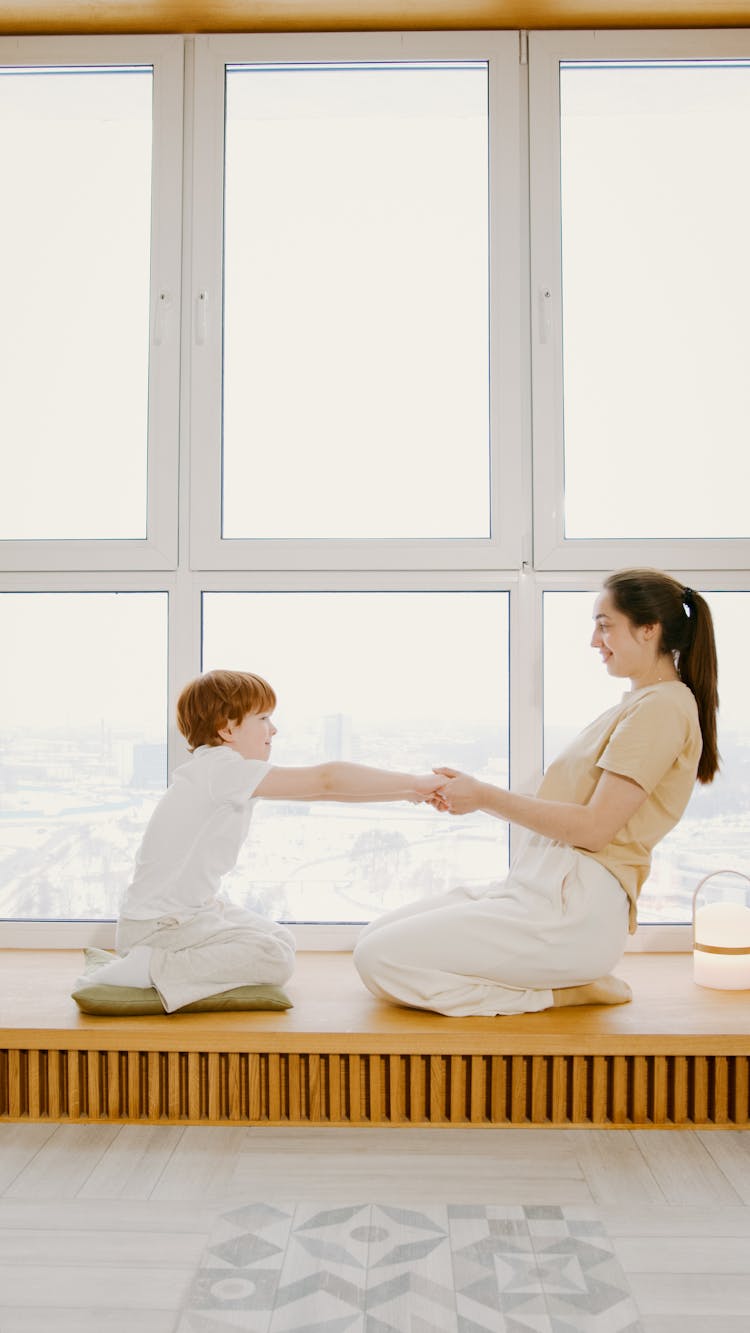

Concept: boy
[[86, 669, 442, 1012]]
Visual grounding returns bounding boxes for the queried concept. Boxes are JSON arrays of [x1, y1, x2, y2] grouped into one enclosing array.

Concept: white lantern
[[693, 870, 750, 991]]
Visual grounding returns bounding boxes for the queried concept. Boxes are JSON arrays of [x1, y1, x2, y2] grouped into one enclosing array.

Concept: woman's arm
[[256, 762, 443, 804], [433, 767, 649, 852]]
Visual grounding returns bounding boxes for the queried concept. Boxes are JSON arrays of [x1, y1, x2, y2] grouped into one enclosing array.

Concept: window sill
[[0, 920, 694, 951]]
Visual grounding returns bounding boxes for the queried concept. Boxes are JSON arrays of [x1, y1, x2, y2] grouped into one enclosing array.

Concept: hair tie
[[683, 586, 694, 616]]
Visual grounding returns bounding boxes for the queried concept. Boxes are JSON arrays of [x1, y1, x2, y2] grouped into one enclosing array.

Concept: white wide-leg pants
[[116, 902, 296, 1013], [353, 835, 630, 1017]]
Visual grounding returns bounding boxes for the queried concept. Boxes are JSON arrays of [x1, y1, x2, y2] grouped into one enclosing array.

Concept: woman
[[353, 568, 719, 1017]]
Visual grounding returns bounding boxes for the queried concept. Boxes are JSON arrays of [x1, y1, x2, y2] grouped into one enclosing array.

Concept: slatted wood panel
[[2, 1048, 749, 1127]]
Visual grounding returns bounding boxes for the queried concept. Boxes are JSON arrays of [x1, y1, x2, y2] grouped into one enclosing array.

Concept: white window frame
[[534, 567, 750, 958], [0, 565, 517, 949], [197, 567, 517, 925], [6, 29, 746, 954], [529, 27, 750, 572], [5, 564, 731, 951], [0, 35, 183, 572], [188, 31, 523, 571], [0, 568, 177, 949]]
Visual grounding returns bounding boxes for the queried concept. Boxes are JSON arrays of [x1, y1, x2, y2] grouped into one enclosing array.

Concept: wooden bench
[[1, 951, 748, 1128]]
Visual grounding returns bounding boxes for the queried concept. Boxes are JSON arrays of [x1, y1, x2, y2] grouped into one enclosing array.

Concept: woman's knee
[[353, 926, 419, 1002], [352, 932, 393, 995], [352, 933, 375, 984]]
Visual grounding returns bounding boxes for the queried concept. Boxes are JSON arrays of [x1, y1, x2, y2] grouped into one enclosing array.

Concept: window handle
[[153, 290, 172, 346], [538, 287, 553, 344], [195, 289, 209, 345]]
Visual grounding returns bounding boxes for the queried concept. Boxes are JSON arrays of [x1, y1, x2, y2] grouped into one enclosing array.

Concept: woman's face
[[591, 590, 660, 681]]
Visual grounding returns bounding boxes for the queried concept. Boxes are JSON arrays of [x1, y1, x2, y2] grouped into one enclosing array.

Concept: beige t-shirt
[[537, 682, 701, 932]]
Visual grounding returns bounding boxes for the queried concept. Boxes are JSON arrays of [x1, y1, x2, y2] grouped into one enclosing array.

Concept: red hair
[[176, 670, 276, 751]]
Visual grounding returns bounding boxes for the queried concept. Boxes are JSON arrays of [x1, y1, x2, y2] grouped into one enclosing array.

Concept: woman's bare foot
[[552, 975, 632, 1008]]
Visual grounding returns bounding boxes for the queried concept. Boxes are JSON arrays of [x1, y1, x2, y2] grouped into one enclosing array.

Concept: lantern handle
[[692, 869, 750, 946]]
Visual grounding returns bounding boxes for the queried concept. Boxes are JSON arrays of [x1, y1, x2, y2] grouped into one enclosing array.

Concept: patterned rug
[[177, 1202, 642, 1332]]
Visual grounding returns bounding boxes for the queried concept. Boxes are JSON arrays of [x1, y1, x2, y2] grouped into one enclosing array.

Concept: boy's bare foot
[[77, 945, 154, 990], [552, 975, 632, 1008]]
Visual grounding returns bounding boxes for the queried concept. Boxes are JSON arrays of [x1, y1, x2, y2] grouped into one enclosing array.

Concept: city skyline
[[3, 711, 749, 926]]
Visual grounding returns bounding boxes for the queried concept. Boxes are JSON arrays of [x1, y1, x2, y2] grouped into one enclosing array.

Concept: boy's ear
[[217, 717, 234, 742]]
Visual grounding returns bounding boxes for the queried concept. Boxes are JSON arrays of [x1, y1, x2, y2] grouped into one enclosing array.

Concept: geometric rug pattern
[[177, 1202, 643, 1333]]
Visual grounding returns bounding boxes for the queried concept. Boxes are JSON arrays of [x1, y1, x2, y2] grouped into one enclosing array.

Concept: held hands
[[409, 773, 448, 805], [409, 768, 490, 814], [430, 767, 486, 816]]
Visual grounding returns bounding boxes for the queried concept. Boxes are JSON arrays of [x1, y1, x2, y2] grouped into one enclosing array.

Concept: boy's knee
[[267, 935, 296, 985], [236, 929, 295, 986]]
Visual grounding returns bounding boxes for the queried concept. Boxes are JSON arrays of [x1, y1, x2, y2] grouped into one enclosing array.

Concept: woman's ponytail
[[676, 588, 719, 783]]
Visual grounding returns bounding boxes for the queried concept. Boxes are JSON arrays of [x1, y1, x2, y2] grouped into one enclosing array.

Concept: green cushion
[[71, 947, 292, 1015]]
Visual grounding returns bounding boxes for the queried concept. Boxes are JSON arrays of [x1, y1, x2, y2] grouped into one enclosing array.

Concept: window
[[530, 29, 750, 572], [4, 28, 750, 948], [543, 590, 750, 924], [0, 591, 168, 921], [222, 61, 491, 543], [0, 37, 182, 572], [558, 60, 750, 544], [202, 590, 509, 920], [1, 65, 151, 541], [190, 32, 522, 570], [527, 28, 750, 943]]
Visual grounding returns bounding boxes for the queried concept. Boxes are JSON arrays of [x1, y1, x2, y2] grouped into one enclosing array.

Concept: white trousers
[[353, 835, 630, 1017], [116, 901, 296, 1013]]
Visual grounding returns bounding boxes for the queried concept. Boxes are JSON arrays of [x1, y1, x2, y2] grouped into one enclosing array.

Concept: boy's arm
[[255, 762, 441, 804]]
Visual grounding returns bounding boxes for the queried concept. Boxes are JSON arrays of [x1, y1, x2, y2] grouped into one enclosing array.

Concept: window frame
[[0, 34, 183, 572], [3, 29, 747, 953], [188, 30, 524, 571], [5, 564, 737, 951], [0, 565, 518, 949], [0, 568, 178, 947], [529, 26, 750, 572], [536, 568, 750, 945]]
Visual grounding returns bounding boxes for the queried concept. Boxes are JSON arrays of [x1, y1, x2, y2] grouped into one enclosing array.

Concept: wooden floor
[[4, 1121, 750, 1331], [2, 951, 749, 1128]]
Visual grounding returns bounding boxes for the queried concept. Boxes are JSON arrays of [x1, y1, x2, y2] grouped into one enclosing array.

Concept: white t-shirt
[[120, 745, 270, 921]]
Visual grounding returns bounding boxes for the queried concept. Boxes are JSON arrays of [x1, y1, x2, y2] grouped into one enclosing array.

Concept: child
[[86, 669, 442, 1012]]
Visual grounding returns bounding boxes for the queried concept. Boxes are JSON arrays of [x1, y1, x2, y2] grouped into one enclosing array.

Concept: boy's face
[[218, 709, 277, 761]]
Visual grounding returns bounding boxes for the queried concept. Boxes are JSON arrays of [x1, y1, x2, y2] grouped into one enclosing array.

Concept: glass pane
[[543, 590, 750, 923], [560, 62, 750, 539], [0, 593, 168, 919], [0, 67, 152, 540], [202, 591, 508, 921], [222, 63, 490, 540]]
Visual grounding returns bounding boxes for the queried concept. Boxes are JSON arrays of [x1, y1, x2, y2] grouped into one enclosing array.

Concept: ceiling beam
[[2, 0, 749, 37]]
